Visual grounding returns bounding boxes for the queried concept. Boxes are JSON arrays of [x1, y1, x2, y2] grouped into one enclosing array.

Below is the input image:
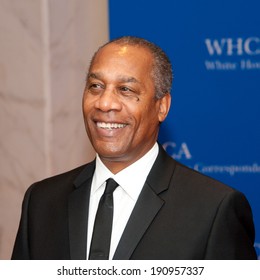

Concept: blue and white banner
[[109, 0, 260, 257]]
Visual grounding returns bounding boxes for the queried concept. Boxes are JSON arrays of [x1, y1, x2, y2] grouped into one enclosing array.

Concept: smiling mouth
[[96, 122, 127, 130]]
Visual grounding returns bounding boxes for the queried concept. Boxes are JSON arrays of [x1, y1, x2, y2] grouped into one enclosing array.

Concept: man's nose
[[94, 88, 122, 112]]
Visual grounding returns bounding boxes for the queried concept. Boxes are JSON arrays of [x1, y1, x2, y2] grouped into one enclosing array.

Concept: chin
[[95, 143, 125, 158]]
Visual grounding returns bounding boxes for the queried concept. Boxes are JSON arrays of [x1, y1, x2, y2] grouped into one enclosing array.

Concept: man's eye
[[87, 83, 105, 94], [119, 87, 139, 101], [120, 86, 131, 92], [90, 83, 102, 89], [86, 83, 104, 96]]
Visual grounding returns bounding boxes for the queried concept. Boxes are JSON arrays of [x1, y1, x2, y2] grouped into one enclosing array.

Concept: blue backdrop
[[109, 0, 260, 258]]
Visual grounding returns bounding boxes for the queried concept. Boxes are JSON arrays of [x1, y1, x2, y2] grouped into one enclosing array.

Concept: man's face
[[83, 43, 170, 173]]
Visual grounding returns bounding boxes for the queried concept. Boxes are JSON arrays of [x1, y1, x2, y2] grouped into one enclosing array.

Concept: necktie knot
[[104, 178, 118, 194]]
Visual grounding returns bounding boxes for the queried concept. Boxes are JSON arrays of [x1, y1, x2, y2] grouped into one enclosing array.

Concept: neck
[[99, 143, 157, 174]]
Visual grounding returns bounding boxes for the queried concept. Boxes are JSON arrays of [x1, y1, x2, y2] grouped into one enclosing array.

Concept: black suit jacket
[[12, 146, 257, 259]]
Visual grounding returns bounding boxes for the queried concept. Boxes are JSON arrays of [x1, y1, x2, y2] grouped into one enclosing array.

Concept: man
[[12, 36, 257, 260]]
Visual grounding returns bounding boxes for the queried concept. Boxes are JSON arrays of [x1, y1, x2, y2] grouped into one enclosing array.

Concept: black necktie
[[88, 178, 119, 260]]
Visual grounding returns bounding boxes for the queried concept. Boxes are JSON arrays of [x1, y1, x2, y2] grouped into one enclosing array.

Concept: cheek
[[141, 101, 160, 123], [83, 96, 95, 116], [133, 104, 160, 134]]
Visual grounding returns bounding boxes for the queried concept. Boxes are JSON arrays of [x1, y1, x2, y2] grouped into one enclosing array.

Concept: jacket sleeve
[[11, 184, 35, 260], [204, 190, 257, 259]]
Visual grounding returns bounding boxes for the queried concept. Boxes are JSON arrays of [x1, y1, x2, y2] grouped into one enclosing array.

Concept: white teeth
[[97, 122, 126, 130]]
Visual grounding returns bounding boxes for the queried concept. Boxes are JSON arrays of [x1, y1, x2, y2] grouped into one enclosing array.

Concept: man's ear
[[158, 93, 171, 122]]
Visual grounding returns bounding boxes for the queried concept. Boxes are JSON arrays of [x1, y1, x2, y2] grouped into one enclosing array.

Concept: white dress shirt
[[87, 142, 159, 259]]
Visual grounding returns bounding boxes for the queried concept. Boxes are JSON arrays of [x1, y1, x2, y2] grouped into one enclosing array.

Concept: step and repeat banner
[[109, 0, 260, 257]]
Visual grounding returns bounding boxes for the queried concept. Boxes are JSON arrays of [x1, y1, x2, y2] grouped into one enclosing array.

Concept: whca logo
[[204, 37, 260, 56], [162, 142, 192, 160]]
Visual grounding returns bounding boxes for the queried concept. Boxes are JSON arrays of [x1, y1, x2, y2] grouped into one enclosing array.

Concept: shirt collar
[[92, 143, 159, 200]]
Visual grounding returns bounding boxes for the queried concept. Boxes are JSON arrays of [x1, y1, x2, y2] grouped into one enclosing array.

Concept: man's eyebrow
[[118, 76, 139, 83], [87, 73, 102, 80], [87, 72, 140, 84]]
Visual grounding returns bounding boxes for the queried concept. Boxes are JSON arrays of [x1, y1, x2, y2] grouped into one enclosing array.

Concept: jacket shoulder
[[27, 160, 95, 197], [173, 159, 236, 196], [156, 145, 236, 196]]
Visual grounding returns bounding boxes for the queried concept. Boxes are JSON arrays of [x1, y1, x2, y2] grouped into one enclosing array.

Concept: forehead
[[90, 43, 154, 73]]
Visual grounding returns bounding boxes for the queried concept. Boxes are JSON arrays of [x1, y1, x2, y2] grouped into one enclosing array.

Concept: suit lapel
[[113, 145, 176, 259], [68, 161, 95, 259], [113, 181, 164, 259]]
